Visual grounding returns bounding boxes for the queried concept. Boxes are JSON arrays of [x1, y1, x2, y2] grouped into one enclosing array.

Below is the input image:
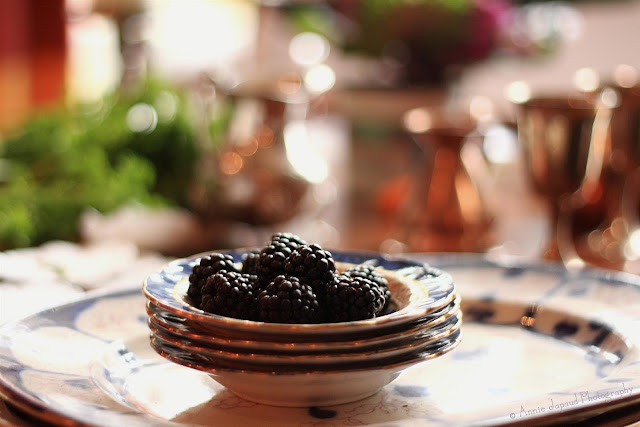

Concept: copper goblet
[[390, 107, 495, 253], [516, 95, 603, 261], [558, 86, 640, 270]]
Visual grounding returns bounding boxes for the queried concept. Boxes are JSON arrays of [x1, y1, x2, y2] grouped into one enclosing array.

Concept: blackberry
[[344, 265, 391, 311], [187, 253, 239, 305], [241, 250, 260, 275], [270, 232, 307, 248], [284, 243, 336, 295], [257, 275, 323, 323], [256, 233, 307, 283], [199, 271, 260, 320], [324, 275, 386, 322]]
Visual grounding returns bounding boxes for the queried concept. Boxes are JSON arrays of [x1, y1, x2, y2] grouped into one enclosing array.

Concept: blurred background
[[3, 0, 640, 274]]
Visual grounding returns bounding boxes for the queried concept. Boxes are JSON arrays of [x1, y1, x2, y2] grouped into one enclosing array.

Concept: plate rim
[[2, 253, 640, 426], [142, 249, 458, 333]]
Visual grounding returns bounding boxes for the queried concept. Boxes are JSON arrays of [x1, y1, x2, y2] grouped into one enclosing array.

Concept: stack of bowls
[[143, 250, 461, 407]]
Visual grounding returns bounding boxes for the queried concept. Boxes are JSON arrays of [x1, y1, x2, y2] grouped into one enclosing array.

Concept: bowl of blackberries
[[143, 233, 461, 407]]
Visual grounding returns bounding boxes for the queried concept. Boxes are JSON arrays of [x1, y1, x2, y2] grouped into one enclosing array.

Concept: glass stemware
[[188, 75, 316, 226]]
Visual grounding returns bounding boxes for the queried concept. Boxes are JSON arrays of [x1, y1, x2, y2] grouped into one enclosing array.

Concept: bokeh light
[[289, 32, 330, 67], [573, 67, 600, 93], [402, 108, 432, 133], [154, 91, 178, 122], [236, 136, 259, 157], [483, 124, 519, 164], [505, 81, 531, 104], [219, 152, 243, 175], [469, 96, 494, 123], [304, 64, 336, 94], [126, 103, 158, 133], [284, 121, 328, 184], [613, 64, 639, 88]]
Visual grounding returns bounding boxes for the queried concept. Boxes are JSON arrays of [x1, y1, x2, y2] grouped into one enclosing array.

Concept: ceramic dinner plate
[[2, 254, 640, 426]]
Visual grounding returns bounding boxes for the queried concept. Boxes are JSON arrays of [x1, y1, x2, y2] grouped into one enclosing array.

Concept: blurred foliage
[[0, 78, 227, 249], [512, 0, 626, 2], [287, 0, 512, 84], [288, 0, 619, 85]]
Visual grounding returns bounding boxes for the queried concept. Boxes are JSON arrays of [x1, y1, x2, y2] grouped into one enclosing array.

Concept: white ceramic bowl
[[144, 249, 462, 406], [150, 329, 462, 407], [142, 250, 456, 338]]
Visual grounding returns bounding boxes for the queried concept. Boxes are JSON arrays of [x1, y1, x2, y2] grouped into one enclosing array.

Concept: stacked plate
[[143, 249, 461, 407]]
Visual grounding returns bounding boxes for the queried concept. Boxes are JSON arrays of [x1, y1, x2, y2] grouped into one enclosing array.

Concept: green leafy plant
[[0, 78, 213, 249]]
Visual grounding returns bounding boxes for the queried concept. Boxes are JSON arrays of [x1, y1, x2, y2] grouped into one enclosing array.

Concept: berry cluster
[[187, 233, 390, 323]]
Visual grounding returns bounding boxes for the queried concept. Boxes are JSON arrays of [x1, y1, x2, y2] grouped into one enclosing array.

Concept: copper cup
[[517, 95, 602, 260], [560, 85, 640, 270], [391, 107, 494, 253]]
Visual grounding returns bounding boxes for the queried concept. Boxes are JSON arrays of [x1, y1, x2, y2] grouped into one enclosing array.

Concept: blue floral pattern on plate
[[1, 254, 640, 425]]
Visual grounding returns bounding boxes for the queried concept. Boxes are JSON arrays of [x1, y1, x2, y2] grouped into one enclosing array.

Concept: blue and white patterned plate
[[146, 293, 461, 344], [1, 254, 640, 426], [146, 296, 461, 354], [148, 314, 462, 368]]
